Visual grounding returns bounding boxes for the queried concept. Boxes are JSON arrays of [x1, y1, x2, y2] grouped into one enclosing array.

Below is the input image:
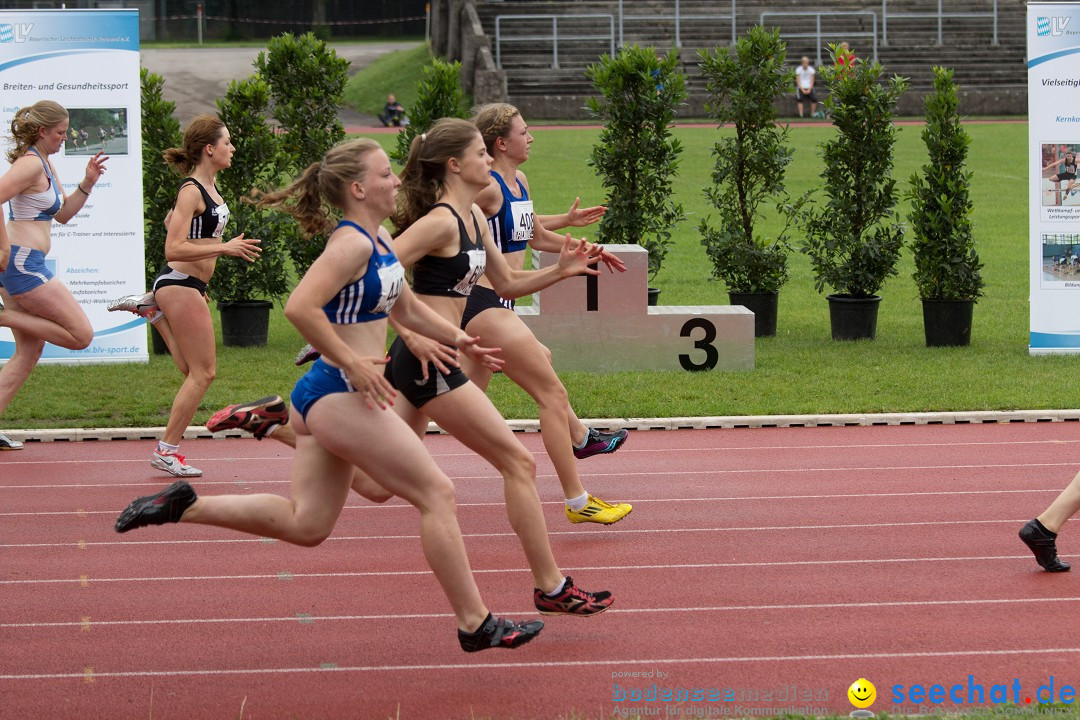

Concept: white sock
[[566, 492, 589, 512], [545, 577, 567, 597], [157, 441, 179, 455], [147, 309, 165, 325], [573, 429, 592, 450]]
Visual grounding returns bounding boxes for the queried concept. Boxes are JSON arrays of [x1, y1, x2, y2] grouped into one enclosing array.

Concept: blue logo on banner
[[1038, 16, 1072, 37], [0, 24, 14, 42]]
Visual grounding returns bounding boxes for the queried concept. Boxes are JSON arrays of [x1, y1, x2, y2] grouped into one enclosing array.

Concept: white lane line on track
[[1, 461, 1077, 489], [2, 438, 1077, 466], [0, 555, 1053, 585], [0, 488, 1067, 518], [0, 487, 1067, 518], [6, 595, 1080, 629], [0, 519, 1036, 549], [4, 647, 1080, 679]]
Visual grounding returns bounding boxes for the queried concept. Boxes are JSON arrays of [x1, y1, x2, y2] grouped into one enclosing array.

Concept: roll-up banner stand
[[1029, 3, 1080, 354], [0, 9, 146, 364]]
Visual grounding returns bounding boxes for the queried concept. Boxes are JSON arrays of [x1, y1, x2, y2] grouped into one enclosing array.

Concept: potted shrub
[[212, 76, 292, 346], [799, 46, 909, 340], [391, 58, 470, 165], [586, 45, 687, 302], [907, 66, 984, 347], [698, 25, 798, 337]]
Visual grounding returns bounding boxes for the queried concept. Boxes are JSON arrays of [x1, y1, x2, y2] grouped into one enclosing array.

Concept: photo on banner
[[0, 9, 146, 364], [1028, 3, 1080, 353]]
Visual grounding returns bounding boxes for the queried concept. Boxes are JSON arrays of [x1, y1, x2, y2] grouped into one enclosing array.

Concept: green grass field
[[3, 120, 1049, 430]]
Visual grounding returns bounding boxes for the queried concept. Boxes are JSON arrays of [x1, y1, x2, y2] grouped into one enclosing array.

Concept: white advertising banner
[[0, 9, 145, 364], [1029, 3, 1080, 354]]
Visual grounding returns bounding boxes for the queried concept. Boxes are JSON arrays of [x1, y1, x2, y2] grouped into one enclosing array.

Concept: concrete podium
[[517, 245, 755, 372]]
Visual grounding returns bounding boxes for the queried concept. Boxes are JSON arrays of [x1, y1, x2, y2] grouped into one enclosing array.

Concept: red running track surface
[[2, 422, 1079, 719]]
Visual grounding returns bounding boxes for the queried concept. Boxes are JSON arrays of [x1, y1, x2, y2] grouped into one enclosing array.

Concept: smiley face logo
[[848, 679, 876, 709]]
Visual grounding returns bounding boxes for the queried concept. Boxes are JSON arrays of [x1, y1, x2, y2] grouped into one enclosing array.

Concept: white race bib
[[510, 199, 534, 246], [452, 248, 487, 296], [373, 262, 405, 314]]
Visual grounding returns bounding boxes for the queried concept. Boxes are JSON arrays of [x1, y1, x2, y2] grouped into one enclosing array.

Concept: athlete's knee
[[188, 366, 216, 388], [533, 381, 569, 412], [415, 474, 458, 513], [540, 342, 553, 366], [498, 442, 536, 481], [291, 520, 335, 547]]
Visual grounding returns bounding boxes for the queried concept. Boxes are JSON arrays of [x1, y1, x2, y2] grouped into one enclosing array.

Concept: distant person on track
[[0, 100, 108, 451], [115, 137, 545, 653], [795, 56, 818, 118]]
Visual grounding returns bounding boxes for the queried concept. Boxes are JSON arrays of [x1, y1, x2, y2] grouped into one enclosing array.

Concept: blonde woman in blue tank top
[[115, 139, 545, 652], [0, 100, 108, 450]]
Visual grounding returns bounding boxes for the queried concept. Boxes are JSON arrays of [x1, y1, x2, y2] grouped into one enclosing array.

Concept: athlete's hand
[[83, 152, 108, 187], [458, 334, 503, 373], [343, 355, 397, 410], [557, 233, 602, 278], [402, 331, 458, 381], [597, 247, 626, 273], [564, 197, 607, 227], [221, 233, 262, 262]]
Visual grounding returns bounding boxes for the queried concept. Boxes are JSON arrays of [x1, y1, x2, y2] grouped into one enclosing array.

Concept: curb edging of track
[[4, 408, 1080, 444]]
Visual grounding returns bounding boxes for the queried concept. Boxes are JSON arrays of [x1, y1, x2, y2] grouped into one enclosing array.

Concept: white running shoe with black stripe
[[150, 450, 202, 477]]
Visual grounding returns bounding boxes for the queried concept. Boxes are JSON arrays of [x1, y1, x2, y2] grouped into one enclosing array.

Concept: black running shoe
[[574, 427, 629, 459], [457, 613, 544, 652], [115, 481, 197, 533], [1019, 519, 1071, 572], [533, 576, 614, 616]]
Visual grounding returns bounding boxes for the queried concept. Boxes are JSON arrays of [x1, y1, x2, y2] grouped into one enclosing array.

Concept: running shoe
[[115, 480, 197, 533], [107, 291, 158, 318], [573, 427, 629, 459], [1019, 519, 1071, 572], [205, 395, 289, 439], [457, 613, 544, 652], [566, 494, 632, 525], [294, 343, 320, 366], [0, 432, 24, 451], [533, 576, 613, 616], [150, 450, 203, 477]]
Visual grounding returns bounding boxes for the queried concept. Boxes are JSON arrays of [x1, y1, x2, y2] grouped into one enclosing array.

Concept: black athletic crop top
[[176, 177, 230, 239], [411, 203, 487, 297]]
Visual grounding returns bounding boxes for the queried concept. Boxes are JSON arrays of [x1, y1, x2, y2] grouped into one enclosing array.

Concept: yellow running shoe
[[565, 494, 632, 525]]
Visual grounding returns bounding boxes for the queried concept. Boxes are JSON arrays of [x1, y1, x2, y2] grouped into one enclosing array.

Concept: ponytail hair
[[163, 114, 225, 175], [392, 117, 481, 234], [7, 100, 68, 164], [471, 103, 520, 155], [254, 138, 382, 237]]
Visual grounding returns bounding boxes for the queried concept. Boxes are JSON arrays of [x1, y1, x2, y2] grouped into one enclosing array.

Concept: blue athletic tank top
[[411, 203, 486, 297], [322, 220, 405, 324], [7, 147, 62, 221], [486, 171, 533, 254]]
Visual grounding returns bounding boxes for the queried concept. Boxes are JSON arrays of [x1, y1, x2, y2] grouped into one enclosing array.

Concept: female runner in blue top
[[115, 138, 544, 652], [0, 100, 107, 451]]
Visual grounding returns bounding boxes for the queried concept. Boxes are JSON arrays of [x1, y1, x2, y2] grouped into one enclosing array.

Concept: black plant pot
[[149, 322, 170, 355], [218, 300, 272, 347], [729, 291, 778, 338], [827, 294, 881, 341], [922, 298, 974, 347], [647, 287, 660, 306]]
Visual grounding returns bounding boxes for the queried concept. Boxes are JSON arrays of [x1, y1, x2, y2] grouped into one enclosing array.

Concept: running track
[[2, 420, 1079, 719]]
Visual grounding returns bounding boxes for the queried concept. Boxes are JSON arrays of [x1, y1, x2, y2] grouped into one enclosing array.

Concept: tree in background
[[586, 45, 687, 283], [391, 58, 470, 165]]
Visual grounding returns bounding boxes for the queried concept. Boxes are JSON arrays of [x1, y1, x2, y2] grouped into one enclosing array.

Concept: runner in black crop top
[[176, 177, 230, 239], [411, 203, 486, 297]]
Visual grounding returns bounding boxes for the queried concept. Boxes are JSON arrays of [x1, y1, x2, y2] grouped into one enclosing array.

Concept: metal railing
[[759, 11, 879, 68], [881, 0, 998, 47], [616, 0, 736, 49], [494, 13, 615, 69]]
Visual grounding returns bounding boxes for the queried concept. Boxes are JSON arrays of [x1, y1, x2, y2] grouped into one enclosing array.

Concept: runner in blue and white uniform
[[0, 100, 108, 451], [115, 138, 544, 653], [460, 102, 633, 525]]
